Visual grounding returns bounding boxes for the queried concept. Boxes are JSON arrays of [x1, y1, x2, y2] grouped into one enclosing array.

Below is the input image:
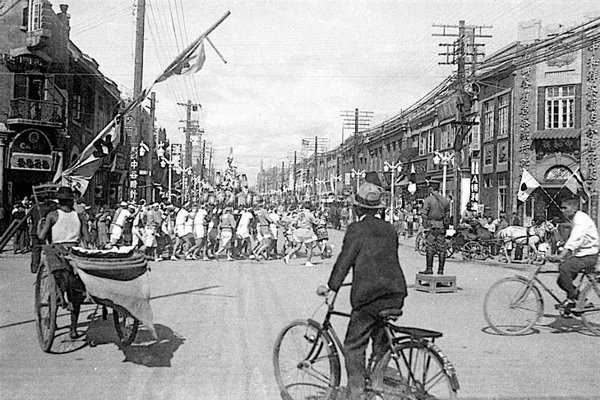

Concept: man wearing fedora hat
[[421, 179, 451, 275], [318, 182, 407, 400]]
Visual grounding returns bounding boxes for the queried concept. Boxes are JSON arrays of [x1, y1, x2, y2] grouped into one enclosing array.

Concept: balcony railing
[[8, 98, 64, 127]]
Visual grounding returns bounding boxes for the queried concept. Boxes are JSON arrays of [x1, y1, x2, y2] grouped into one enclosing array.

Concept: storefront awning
[[531, 129, 580, 140]]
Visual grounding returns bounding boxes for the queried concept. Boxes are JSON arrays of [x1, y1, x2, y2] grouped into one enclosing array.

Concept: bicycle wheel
[[483, 276, 543, 335], [273, 319, 341, 400], [578, 281, 600, 336], [415, 233, 426, 256], [371, 340, 458, 399], [113, 308, 139, 346], [35, 259, 57, 352]]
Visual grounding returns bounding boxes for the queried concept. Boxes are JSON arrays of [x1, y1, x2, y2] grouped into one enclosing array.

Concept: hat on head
[[119, 201, 128, 207], [55, 187, 77, 200], [351, 182, 386, 209], [426, 178, 441, 189]]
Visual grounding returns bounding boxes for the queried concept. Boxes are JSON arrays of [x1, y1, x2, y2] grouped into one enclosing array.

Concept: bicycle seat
[[378, 309, 403, 319], [391, 326, 443, 339]]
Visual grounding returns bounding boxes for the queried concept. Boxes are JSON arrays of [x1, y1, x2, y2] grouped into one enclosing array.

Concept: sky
[[65, 0, 600, 184]]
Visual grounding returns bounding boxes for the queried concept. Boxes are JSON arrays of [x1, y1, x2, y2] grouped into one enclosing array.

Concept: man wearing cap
[[318, 182, 407, 400], [38, 186, 91, 339], [421, 179, 451, 275]]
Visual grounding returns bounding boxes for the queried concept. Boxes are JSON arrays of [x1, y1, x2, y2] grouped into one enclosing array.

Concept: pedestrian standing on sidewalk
[[317, 181, 407, 400], [420, 179, 451, 275]]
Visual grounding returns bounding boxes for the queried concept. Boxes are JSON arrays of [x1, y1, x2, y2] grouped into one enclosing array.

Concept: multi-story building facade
[[0, 0, 129, 211]]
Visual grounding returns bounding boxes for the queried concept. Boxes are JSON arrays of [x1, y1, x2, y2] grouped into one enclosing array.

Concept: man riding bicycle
[[318, 182, 407, 400], [554, 197, 599, 316]]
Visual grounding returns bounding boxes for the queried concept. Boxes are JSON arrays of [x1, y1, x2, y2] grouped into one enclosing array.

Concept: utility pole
[[302, 137, 328, 202], [148, 91, 156, 202], [293, 150, 297, 201], [340, 108, 373, 171], [130, 0, 146, 202], [177, 100, 200, 203], [434, 20, 491, 225]]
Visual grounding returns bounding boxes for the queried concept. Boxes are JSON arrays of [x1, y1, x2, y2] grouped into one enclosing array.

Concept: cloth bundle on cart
[[69, 247, 156, 338]]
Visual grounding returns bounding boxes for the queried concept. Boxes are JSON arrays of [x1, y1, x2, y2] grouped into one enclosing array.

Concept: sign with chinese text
[[469, 174, 479, 203], [10, 152, 53, 171]]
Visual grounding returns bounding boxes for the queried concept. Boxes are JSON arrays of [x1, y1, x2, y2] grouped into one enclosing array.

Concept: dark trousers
[[344, 297, 404, 400], [30, 235, 42, 273], [557, 254, 598, 300]]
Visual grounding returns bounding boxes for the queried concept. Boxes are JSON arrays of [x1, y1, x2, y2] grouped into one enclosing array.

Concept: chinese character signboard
[[470, 174, 479, 203]]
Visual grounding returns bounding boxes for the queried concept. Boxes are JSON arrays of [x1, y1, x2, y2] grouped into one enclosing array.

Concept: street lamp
[[350, 168, 366, 193], [330, 174, 341, 196], [384, 161, 403, 225], [432, 151, 455, 197]]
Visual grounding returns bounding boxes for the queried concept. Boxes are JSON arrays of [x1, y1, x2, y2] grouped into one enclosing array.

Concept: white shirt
[[175, 209, 189, 237], [237, 211, 253, 236], [194, 209, 208, 237], [564, 211, 600, 257]]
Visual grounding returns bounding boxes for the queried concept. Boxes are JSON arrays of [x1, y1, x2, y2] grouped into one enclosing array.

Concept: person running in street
[[317, 182, 408, 400], [551, 197, 599, 317], [283, 203, 318, 266], [215, 206, 237, 261]]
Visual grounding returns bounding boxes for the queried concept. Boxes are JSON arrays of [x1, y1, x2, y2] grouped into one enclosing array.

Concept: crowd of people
[[13, 196, 357, 267]]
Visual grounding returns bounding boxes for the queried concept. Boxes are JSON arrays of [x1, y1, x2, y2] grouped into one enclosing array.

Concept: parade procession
[[3, 1, 600, 399]]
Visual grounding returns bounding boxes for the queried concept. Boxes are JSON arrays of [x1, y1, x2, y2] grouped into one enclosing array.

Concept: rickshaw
[[33, 184, 150, 352]]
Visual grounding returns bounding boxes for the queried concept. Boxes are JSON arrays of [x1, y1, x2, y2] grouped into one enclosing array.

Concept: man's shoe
[[283, 255, 290, 264], [202, 257, 209, 261], [560, 299, 576, 318], [305, 261, 316, 267], [437, 269, 444, 275], [419, 269, 434, 275]]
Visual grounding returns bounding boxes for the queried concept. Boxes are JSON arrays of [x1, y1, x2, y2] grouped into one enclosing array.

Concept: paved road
[[1, 230, 599, 399]]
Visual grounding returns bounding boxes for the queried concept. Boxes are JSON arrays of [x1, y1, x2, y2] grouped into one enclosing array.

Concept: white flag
[[517, 169, 540, 202]]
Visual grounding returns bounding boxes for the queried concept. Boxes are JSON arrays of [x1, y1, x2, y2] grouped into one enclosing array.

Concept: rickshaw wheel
[[35, 259, 57, 352], [113, 308, 139, 346]]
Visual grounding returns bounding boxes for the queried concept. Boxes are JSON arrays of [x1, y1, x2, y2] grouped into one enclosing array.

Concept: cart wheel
[[113, 309, 139, 346], [35, 259, 57, 352]]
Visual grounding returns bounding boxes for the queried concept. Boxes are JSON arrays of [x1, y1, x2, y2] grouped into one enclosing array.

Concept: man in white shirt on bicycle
[[555, 197, 600, 315]]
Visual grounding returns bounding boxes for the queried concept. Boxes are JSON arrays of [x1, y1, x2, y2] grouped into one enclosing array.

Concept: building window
[[484, 144, 493, 165], [498, 175, 507, 214], [497, 140, 508, 163], [498, 95, 509, 137], [440, 125, 448, 149], [419, 134, 426, 156], [545, 85, 575, 129], [483, 100, 494, 140], [483, 174, 493, 188], [32, 3, 42, 30], [427, 130, 434, 154]]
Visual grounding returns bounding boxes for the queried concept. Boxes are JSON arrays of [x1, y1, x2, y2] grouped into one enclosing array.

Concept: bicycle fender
[[425, 341, 460, 391], [306, 318, 340, 358]]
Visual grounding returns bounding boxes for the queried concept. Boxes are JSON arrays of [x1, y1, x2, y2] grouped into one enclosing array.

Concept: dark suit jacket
[[328, 214, 407, 310]]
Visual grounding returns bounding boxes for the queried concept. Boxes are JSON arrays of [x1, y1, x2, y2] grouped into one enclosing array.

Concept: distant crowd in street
[[11, 196, 362, 268]]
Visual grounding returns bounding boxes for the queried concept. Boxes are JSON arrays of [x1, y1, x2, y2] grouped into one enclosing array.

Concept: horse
[[496, 224, 551, 263]]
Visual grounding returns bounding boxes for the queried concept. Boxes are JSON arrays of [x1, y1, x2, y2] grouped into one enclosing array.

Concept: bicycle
[[273, 283, 459, 400], [483, 259, 600, 336]]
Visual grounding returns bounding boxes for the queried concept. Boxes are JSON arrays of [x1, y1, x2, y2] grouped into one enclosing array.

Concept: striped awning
[[531, 129, 580, 140]]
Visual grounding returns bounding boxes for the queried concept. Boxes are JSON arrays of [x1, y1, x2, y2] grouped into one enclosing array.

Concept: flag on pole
[[58, 118, 119, 194], [58, 12, 230, 195], [517, 169, 540, 202], [155, 40, 206, 83], [565, 167, 590, 203]]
